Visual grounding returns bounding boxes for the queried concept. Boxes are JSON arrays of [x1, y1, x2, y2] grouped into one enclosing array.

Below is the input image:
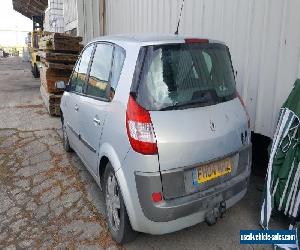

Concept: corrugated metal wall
[[77, 0, 101, 43], [64, 0, 102, 43], [105, 0, 300, 137], [63, 0, 78, 32], [44, 0, 65, 33]]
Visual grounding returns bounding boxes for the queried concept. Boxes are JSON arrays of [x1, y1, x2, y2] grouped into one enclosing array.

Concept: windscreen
[[133, 43, 237, 111]]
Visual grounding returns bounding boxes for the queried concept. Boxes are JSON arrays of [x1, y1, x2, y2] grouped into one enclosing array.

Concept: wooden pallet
[[40, 84, 62, 117], [40, 64, 71, 94], [37, 51, 79, 64], [41, 60, 75, 71], [39, 33, 83, 53]]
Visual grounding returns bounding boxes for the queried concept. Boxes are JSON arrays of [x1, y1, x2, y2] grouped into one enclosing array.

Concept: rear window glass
[[132, 43, 237, 111]]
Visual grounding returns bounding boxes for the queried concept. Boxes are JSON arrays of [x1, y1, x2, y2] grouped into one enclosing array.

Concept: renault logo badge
[[210, 120, 216, 132]]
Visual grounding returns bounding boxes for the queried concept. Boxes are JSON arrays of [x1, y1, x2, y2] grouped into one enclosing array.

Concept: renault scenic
[[58, 34, 252, 243]]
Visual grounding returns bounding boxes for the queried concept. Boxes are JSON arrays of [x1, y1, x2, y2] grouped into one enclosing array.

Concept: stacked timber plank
[[38, 33, 82, 116], [39, 33, 83, 52], [40, 84, 62, 116]]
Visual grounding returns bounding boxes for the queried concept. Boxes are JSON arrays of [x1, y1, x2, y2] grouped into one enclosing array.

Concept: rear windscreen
[[132, 43, 237, 111]]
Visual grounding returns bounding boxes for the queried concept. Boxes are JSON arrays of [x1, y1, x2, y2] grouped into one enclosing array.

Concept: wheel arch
[[99, 155, 109, 187], [99, 146, 138, 235], [98, 143, 123, 188]]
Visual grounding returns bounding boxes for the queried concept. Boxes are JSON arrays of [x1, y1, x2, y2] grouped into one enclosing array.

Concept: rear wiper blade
[[159, 104, 180, 111], [160, 100, 208, 111]]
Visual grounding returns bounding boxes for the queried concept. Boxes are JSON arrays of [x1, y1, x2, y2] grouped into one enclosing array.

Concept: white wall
[[44, 0, 65, 33], [64, 0, 101, 43], [105, 0, 300, 137], [63, 0, 78, 32]]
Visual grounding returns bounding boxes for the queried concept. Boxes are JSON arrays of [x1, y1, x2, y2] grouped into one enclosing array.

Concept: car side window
[[110, 46, 126, 95], [69, 59, 80, 90], [86, 43, 114, 99], [69, 44, 94, 93]]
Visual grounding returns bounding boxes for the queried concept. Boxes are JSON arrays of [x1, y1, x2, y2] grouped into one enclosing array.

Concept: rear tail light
[[237, 93, 250, 128], [126, 95, 158, 155], [151, 192, 162, 203]]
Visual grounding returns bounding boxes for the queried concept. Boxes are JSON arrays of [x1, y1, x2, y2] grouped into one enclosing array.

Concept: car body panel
[[150, 97, 250, 171], [78, 95, 109, 175], [62, 91, 82, 149], [96, 44, 142, 175]]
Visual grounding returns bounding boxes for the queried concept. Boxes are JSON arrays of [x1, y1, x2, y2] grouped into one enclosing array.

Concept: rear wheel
[[104, 163, 137, 244]]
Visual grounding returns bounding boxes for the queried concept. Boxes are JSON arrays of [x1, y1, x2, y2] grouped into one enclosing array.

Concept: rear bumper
[[135, 168, 250, 222], [117, 144, 251, 234]]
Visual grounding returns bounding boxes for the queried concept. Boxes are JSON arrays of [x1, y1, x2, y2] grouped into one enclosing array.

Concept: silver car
[[59, 34, 252, 243]]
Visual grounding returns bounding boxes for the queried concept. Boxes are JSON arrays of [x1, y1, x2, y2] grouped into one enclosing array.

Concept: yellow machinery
[[28, 16, 43, 78]]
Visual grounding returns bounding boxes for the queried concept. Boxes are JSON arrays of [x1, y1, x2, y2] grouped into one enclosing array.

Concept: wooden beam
[[13, 2, 43, 17], [12, 0, 47, 18], [29, 0, 47, 10], [37, 51, 79, 64], [13, 4, 39, 18], [16, 0, 47, 10]]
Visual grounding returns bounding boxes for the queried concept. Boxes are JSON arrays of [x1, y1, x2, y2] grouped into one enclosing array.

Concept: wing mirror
[[55, 80, 66, 91]]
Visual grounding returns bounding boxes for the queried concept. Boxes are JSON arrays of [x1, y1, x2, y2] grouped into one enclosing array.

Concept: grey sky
[[0, 0, 32, 46]]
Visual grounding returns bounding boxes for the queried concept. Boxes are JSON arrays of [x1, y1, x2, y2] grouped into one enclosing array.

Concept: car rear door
[[64, 44, 94, 156], [78, 42, 125, 174]]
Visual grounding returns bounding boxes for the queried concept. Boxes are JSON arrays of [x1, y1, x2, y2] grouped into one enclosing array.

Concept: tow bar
[[205, 200, 227, 226]]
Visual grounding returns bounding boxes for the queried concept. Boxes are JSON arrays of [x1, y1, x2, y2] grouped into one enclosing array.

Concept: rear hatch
[[150, 98, 247, 171], [131, 40, 249, 190]]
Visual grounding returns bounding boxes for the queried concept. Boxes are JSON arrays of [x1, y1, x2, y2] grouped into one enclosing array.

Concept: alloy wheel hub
[[106, 173, 121, 232]]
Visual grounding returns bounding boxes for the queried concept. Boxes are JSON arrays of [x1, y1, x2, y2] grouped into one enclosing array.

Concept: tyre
[[62, 118, 72, 152], [104, 163, 137, 244], [32, 64, 40, 78]]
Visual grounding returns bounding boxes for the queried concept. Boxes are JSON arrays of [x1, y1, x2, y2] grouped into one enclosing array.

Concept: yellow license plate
[[197, 158, 233, 184]]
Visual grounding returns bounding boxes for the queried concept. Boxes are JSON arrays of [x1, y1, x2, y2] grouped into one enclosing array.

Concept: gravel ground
[[0, 57, 117, 249]]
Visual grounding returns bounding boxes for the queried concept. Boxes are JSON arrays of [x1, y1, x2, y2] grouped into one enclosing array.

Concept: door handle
[[93, 118, 101, 126], [74, 104, 79, 111]]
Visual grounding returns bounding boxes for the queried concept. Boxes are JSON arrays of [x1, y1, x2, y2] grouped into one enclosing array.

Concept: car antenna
[[175, 0, 185, 35]]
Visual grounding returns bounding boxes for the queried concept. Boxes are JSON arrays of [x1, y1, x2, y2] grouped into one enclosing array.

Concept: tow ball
[[205, 200, 227, 226]]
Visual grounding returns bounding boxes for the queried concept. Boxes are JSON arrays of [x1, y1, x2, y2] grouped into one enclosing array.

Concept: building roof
[[12, 0, 47, 19]]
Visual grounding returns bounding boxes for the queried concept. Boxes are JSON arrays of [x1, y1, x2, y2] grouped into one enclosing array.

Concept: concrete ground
[[0, 57, 284, 249]]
